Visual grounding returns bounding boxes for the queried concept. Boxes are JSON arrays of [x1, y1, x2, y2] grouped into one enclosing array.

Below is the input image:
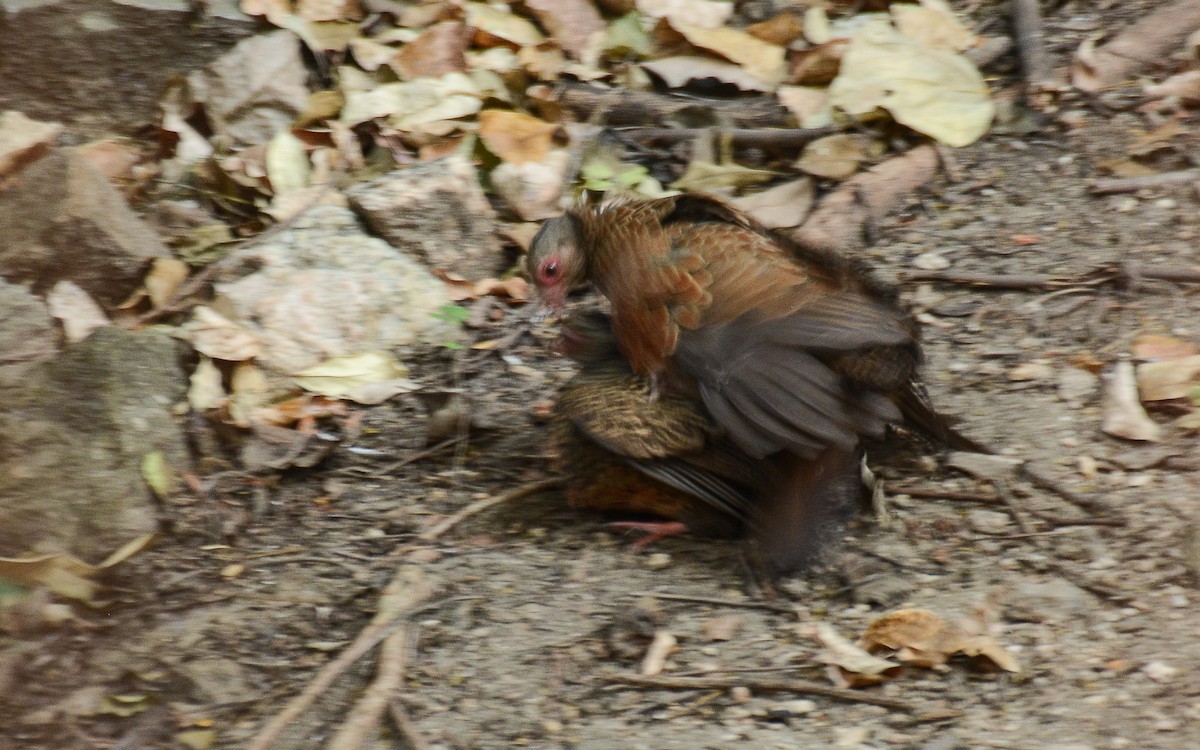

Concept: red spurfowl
[[555, 310, 865, 569], [530, 194, 972, 571]]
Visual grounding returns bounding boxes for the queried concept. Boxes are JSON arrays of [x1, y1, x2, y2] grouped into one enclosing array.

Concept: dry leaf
[[788, 39, 847, 86], [891, 0, 978, 52], [478, 110, 561, 165], [729, 178, 814, 229], [813, 622, 901, 687], [340, 73, 485, 132], [296, 0, 361, 22], [747, 9, 805, 46], [265, 129, 311, 196], [1132, 334, 1199, 362], [392, 21, 469, 79], [188, 356, 227, 412], [435, 270, 531, 302], [1102, 360, 1162, 441], [185, 306, 263, 362], [672, 160, 776, 191], [525, 0, 605, 62], [1136, 355, 1200, 401], [1144, 70, 1200, 102], [796, 134, 880, 180], [144, 258, 190, 309], [0, 110, 63, 179], [292, 352, 414, 404], [46, 281, 111, 342], [464, 2, 545, 48], [1072, 2, 1200, 93], [672, 23, 787, 88], [491, 149, 571, 220], [0, 534, 155, 604], [228, 361, 271, 427], [861, 608, 1020, 673], [777, 85, 832, 127], [701, 613, 743, 641], [640, 629, 677, 676], [829, 21, 992, 147], [641, 55, 772, 92], [636, 0, 732, 30]]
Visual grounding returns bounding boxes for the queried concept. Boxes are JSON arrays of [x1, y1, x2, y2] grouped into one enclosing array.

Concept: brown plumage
[[531, 194, 975, 571], [555, 311, 864, 570]]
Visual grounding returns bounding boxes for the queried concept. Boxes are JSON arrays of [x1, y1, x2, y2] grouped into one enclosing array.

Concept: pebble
[[912, 252, 951, 270], [729, 686, 752, 703], [1142, 660, 1177, 683], [645, 552, 672, 570]]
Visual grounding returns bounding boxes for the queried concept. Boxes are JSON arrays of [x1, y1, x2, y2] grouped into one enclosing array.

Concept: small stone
[[1008, 360, 1054, 381], [541, 719, 563, 734], [406, 547, 442, 563], [645, 552, 672, 570], [1058, 367, 1099, 403], [968, 509, 1011, 534], [729, 685, 752, 703], [771, 699, 816, 715], [1142, 660, 1177, 683], [912, 251, 951, 270]]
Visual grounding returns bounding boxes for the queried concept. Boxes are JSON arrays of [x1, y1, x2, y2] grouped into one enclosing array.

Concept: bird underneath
[[529, 194, 969, 571]]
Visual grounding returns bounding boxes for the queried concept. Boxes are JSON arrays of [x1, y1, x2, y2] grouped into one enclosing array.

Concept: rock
[[0, 148, 170, 306], [1006, 579, 1096, 623], [1057, 366, 1099, 404], [0, 277, 57, 378], [214, 204, 455, 373], [0, 327, 188, 558], [946, 451, 1023, 479], [346, 156, 503, 281]]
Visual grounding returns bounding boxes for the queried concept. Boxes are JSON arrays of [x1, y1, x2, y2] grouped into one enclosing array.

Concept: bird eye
[[542, 261, 559, 279]]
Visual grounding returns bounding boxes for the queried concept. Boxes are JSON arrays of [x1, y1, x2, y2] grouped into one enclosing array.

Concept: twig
[[389, 700, 432, 750], [889, 485, 1003, 505], [902, 270, 1078, 289], [1019, 463, 1115, 515], [1010, 0, 1055, 87], [544, 80, 791, 128], [633, 591, 796, 615], [992, 478, 1034, 536], [418, 477, 564, 541], [600, 674, 916, 711], [246, 566, 434, 750], [1089, 169, 1200, 194], [329, 618, 411, 750], [617, 126, 838, 150]]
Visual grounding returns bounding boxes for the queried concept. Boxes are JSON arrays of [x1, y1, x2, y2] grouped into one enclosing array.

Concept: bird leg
[[607, 520, 690, 549]]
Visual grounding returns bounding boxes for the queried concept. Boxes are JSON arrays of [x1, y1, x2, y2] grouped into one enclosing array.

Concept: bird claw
[[607, 520, 690, 549]]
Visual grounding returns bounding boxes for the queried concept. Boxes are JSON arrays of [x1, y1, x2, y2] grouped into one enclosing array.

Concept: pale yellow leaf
[[672, 23, 786, 88], [189, 356, 227, 412], [185, 306, 262, 361], [891, 0, 978, 52], [728, 178, 814, 229], [464, 2, 545, 47], [46, 280, 110, 342], [145, 258, 190, 309]]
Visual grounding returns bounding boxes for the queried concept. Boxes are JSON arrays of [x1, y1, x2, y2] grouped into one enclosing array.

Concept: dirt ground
[[4, 1, 1200, 748]]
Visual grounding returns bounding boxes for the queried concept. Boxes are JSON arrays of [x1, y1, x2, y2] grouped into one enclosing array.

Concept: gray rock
[[1006, 579, 1097, 623], [346, 156, 503, 281], [0, 327, 188, 558], [0, 277, 57, 378], [215, 204, 455, 373], [0, 148, 169, 306]]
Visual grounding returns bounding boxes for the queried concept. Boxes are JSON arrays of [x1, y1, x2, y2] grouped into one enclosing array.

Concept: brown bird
[[555, 310, 864, 566], [531, 194, 972, 570]]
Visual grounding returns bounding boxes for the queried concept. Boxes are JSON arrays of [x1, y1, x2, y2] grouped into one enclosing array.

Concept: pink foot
[[607, 520, 690, 549]]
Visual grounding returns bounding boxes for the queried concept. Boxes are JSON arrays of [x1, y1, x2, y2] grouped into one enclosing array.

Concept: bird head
[[527, 214, 586, 311]]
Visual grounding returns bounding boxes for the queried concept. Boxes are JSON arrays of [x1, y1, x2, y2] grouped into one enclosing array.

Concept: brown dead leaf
[[729, 178, 814, 229], [788, 40, 847, 86], [145, 258, 191, 309], [392, 21, 468, 79], [348, 36, 398, 72], [642, 55, 772, 92], [1132, 334, 1199, 362], [498, 222, 541, 252], [796, 134, 880, 180], [1128, 121, 1189, 157], [0, 534, 155, 604], [860, 608, 1020, 673], [1073, 2, 1200, 93], [525, 0, 605, 62], [748, 9, 805, 46], [1136, 355, 1200, 401], [1144, 70, 1200, 102], [478, 110, 561, 164], [435, 270, 530, 302]]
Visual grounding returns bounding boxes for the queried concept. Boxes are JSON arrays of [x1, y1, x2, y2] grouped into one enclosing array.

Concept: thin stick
[[1089, 169, 1200, 194], [1010, 0, 1054, 86], [902, 271, 1075, 289], [992, 478, 1035, 536], [889, 485, 1003, 505], [600, 674, 916, 711], [419, 478, 564, 541], [618, 126, 838, 150], [246, 566, 434, 750], [389, 700, 432, 750], [633, 591, 796, 615], [328, 623, 411, 750]]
